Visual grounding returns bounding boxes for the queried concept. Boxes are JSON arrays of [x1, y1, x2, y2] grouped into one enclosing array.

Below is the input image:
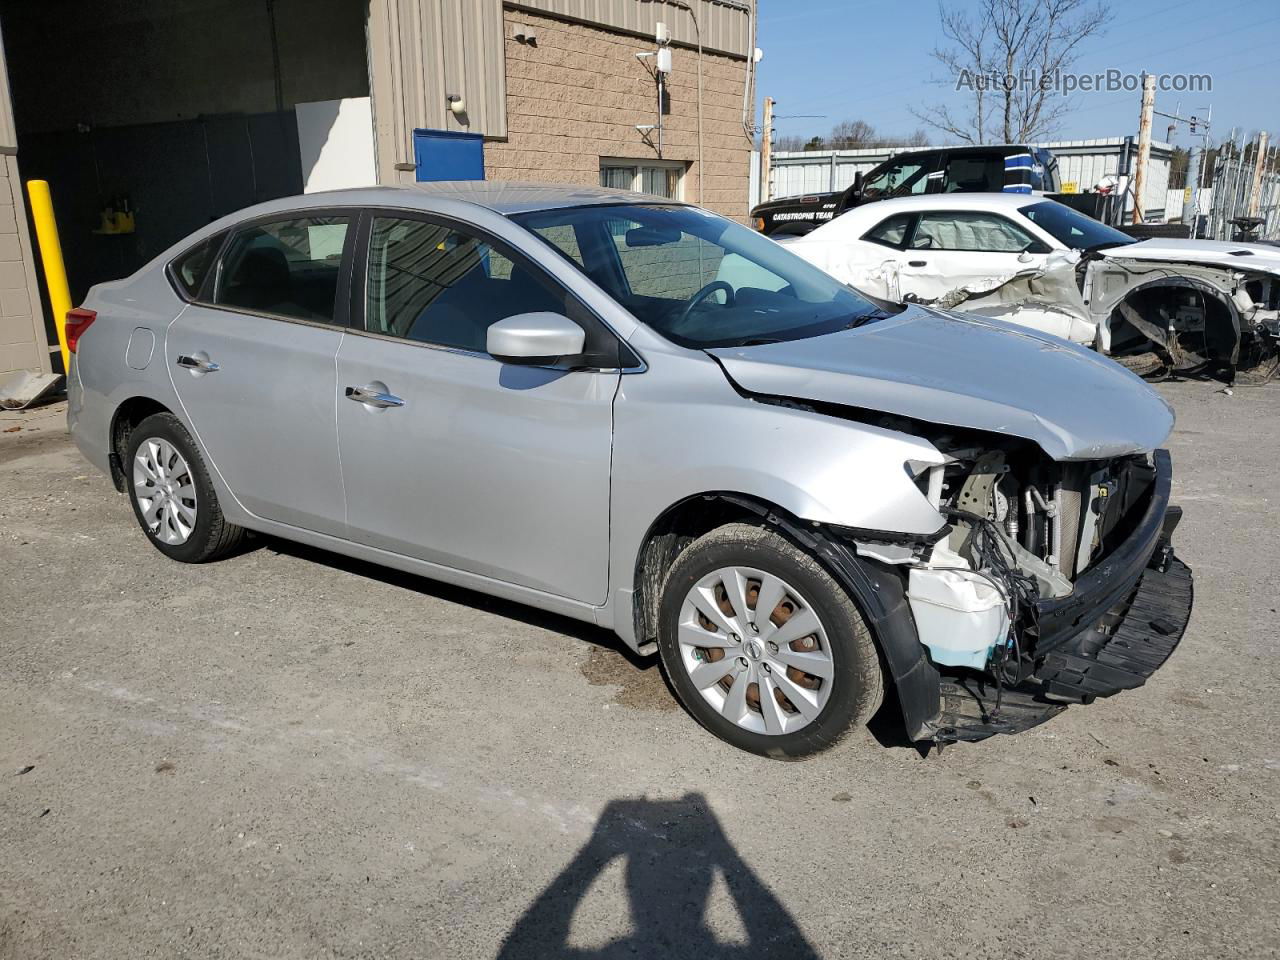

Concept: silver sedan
[[68, 182, 1192, 757]]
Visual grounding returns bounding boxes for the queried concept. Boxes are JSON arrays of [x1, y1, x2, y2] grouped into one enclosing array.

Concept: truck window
[[942, 155, 1004, 193], [861, 159, 931, 200], [1035, 149, 1060, 192]]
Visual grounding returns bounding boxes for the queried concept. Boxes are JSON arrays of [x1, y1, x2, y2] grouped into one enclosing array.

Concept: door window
[[942, 155, 1003, 193], [365, 217, 571, 353], [215, 216, 350, 323], [863, 213, 914, 249], [860, 159, 931, 200], [910, 212, 1039, 252]]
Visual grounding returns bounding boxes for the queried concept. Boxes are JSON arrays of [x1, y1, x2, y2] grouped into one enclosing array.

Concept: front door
[[167, 213, 353, 536], [897, 209, 1049, 302], [334, 212, 618, 604]]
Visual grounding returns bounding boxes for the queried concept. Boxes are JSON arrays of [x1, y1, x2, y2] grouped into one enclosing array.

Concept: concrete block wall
[[0, 155, 50, 376], [486, 10, 754, 221]]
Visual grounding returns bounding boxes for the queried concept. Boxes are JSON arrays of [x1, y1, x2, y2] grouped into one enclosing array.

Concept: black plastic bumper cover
[[1032, 449, 1176, 654], [927, 450, 1193, 743]]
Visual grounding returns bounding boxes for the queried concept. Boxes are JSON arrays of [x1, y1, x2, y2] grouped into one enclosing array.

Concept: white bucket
[[908, 567, 1010, 671]]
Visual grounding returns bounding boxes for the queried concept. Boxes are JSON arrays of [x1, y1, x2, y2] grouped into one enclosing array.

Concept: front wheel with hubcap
[[657, 523, 883, 759], [125, 412, 245, 563]]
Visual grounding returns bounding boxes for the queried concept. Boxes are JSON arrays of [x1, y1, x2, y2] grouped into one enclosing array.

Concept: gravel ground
[[1, 380, 1277, 960]]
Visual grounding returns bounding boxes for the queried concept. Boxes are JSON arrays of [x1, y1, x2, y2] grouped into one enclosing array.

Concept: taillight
[[65, 308, 96, 353]]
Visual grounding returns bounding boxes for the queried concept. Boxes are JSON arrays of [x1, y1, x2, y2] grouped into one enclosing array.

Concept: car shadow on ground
[[257, 535, 917, 750], [495, 793, 820, 959], [256, 534, 651, 668]]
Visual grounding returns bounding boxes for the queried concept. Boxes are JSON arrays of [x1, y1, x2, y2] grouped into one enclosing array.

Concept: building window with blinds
[[600, 160, 685, 200]]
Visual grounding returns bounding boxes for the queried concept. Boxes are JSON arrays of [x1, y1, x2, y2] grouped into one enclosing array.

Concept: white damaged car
[[784, 193, 1280, 381]]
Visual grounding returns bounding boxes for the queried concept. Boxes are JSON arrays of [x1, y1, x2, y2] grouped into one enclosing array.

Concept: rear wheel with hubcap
[[125, 412, 245, 563], [658, 523, 883, 759]]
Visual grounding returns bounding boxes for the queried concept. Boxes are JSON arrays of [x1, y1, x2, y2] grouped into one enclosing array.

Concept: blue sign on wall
[[413, 129, 485, 182]]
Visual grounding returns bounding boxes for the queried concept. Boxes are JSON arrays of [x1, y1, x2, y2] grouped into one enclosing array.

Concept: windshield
[[512, 204, 887, 348], [1019, 200, 1136, 251]]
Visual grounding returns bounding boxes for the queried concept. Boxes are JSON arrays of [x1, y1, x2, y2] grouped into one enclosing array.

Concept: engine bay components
[[907, 543, 1010, 670]]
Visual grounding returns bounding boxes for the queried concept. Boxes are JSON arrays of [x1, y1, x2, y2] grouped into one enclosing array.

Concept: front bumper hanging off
[[928, 449, 1194, 744]]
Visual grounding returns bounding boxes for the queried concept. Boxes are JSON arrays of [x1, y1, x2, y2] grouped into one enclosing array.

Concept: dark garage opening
[[0, 0, 370, 365]]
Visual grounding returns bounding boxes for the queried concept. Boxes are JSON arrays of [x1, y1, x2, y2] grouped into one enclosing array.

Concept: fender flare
[[710, 495, 941, 742]]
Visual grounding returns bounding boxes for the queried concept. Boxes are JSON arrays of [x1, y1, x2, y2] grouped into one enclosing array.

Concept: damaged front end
[[709, 312, 1193, 746], [950, 251, 1280, 385], [840, 429, 1192, 745], [1086, 255, 1280, 384]]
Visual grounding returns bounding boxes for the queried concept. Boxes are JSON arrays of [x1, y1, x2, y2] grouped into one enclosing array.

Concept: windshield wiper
[[844, 309, 891, 329]]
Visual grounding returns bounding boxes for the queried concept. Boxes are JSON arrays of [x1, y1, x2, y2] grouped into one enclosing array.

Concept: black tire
[[124, 412, 246, 563], [657, 523, 883, 760]]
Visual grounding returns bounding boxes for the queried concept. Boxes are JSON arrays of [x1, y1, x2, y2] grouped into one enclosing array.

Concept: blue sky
[[755, 0, 1280, 148]]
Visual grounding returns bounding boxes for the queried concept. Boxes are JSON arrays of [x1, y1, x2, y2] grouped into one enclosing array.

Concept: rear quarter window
[[169, 235, 222, 299]]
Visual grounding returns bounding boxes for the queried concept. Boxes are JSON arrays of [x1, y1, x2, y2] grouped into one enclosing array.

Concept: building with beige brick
[[0, 0, 757, 378], [484, 8, 756, 218]]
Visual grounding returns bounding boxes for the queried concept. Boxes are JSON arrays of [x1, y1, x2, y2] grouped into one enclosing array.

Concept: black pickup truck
[[753, 144, 1061, 236]]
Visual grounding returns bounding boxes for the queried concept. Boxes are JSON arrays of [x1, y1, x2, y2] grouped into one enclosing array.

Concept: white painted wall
[[296, 98, 378, 194]]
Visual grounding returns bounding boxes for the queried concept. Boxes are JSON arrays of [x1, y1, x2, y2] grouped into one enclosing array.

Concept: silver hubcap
[[677, 566, 834, 736], [132, 438, 197, 545]]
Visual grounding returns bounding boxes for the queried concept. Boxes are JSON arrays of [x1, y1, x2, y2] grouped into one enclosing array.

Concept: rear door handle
[[345, 385, 405, 409], [176, 354, 219, 373]]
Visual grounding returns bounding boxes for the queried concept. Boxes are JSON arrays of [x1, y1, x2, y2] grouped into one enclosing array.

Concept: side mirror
[[487, 312, 586, 365], [853, 171, 864, 195]]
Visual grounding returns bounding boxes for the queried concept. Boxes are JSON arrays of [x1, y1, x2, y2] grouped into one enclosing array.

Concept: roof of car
[[296, 181, 683, 215], [880, 143, 1046, 158]]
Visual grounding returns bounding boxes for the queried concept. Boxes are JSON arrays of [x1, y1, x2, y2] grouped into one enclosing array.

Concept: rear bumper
[[925, 449, 1194, 743]]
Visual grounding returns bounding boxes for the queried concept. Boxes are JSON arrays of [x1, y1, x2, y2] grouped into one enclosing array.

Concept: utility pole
[[1183, 104, 1211, 236], [761, 96, 774, 202], [1156, 101, 1211, 233], [1132, 73, 1155, 224], [1248, 131, 1269, 218]]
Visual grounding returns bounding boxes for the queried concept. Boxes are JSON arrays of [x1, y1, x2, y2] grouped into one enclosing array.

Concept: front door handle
[[907, 260, 928, 267], [345, 385, 405, 409], [176, 354, 220, 373]]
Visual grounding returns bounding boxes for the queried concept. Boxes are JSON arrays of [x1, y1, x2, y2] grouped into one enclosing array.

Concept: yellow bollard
[[26, 180, 73, 374]]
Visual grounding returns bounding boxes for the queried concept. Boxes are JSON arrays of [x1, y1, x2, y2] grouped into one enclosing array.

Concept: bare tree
[[775, 121, 934, 153], [914, 0, 1108, 143], [828, 119, 877, 148]]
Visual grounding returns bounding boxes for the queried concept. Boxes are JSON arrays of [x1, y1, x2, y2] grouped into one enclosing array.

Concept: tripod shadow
[[496, 794, 819, 959]]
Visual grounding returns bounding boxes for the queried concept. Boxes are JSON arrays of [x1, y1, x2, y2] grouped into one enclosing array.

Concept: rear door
[[897, 209, 1049, 301], [167, 212, 353, 536], [333, 211, 620, 604]]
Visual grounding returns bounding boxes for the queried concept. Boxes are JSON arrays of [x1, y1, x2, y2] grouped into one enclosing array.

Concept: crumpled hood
[[708, 305, 1174, 461], [1107, 238, 1280, 275]]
